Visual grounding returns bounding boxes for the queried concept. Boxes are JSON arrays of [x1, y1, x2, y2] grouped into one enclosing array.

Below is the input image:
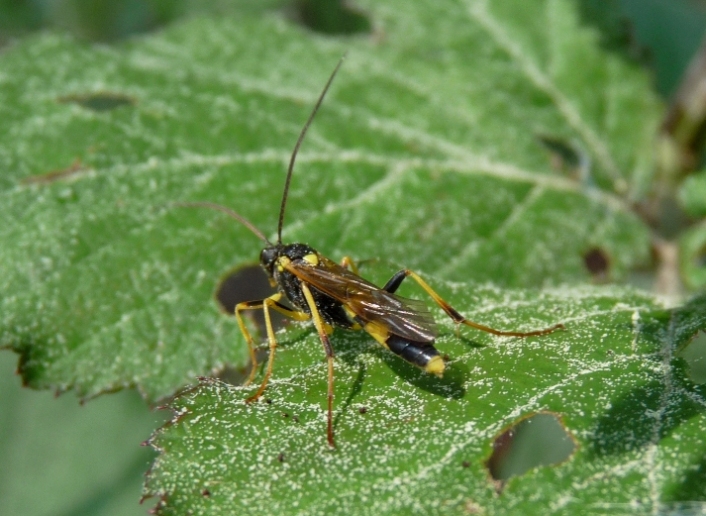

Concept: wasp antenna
[[277, 55, 347, 244], [172, 201, 271, 244]]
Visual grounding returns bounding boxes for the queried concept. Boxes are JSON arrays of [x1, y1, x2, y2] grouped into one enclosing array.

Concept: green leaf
[[0, 351, 159, 516], [0, 1, 679, 513], [0, 0, 659, 403], [679, 221, 706, 290], [678, 331, 706, 384], [143, 286, 706, 514], [672, 295, 706, 383], [678, 170, 706, 218]]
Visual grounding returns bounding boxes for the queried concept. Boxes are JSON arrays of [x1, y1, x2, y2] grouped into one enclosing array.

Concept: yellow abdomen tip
[[425, 356, 445, 377]]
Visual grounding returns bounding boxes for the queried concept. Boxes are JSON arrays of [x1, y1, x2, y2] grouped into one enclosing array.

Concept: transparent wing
[[286, 257, 438, 342]]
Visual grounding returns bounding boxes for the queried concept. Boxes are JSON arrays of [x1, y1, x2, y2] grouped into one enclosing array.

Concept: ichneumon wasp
[[183, 57, 564, 447]]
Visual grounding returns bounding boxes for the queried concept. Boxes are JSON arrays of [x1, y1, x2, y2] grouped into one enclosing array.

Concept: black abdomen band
[[386, 335, 440, 369]]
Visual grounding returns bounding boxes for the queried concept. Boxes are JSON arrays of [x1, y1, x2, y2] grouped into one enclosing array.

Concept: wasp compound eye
[[260, 246, 279, 272]]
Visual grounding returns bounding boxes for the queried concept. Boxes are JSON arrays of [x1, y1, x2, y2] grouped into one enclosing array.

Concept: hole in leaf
[[485, 412, 576, 492], [679, 331, 706, 384], [293, 0, 372, 35], [58, 92, 135, 112], [536, 134, 584, 174], [583, 247, 611, 280], [215, 264, 288, 385], [51, 1, 186, 42], [215, 264, 287, 332], [576, 2, 642, 55]]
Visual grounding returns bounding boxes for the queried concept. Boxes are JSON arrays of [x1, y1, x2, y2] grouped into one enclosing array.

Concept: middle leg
[[235, 293, 310, 401], [300, 282, 337, 448]]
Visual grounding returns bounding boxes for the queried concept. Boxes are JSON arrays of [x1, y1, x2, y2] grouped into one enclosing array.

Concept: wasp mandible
[[184, 57, 564, 447]]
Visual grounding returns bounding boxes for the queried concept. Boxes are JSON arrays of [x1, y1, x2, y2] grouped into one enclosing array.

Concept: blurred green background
[[1, 1, 704, 515], [1, 0, 704, 95]]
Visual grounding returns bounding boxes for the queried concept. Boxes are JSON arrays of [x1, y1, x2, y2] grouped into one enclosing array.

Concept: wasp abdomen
[[386, 335, 445, 377]]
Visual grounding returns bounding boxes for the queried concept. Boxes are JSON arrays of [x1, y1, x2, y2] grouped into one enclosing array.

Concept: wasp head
[[259, 245, 281, 280]]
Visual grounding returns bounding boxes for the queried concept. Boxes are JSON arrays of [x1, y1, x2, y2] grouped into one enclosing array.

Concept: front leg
[[235, 293, 310, 399]]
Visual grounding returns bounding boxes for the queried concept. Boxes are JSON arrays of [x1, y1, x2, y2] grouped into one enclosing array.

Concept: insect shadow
[[333, 331, 468, 400], [379, 348, 467, 399]]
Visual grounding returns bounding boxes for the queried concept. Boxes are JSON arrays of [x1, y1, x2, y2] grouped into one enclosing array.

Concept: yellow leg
[[339, 256, 360, 275], [387, 269, 564, 337], [235, 293, 310, 399], [300, 283, 337, 448]]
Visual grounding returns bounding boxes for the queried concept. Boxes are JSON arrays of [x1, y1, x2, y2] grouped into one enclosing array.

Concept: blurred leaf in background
[[0, 352, 165, 516]]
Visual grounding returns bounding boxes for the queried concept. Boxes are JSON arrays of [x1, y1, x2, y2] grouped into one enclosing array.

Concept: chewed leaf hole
[[215, 264, 289, 386], [679, 331, 706, 384], [485, 412, 576, 492], [536, 134, 584, 173], [58, 92, 135, 112], [293, 0, 372, 35], [215, 264, 286, 333], [583, 247, 610, 280]]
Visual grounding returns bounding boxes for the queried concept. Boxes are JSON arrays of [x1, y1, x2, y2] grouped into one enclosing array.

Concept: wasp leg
[[382, 270, 564, 337], [339, 256, 359, 275], [300, 282, 337, 448], [235, 293, 310, 400]]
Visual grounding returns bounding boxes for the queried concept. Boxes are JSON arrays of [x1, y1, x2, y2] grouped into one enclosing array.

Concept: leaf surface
[[144, 286, 706, 514], [0, 0, 660, 403], [1, 2, 691, 513]]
